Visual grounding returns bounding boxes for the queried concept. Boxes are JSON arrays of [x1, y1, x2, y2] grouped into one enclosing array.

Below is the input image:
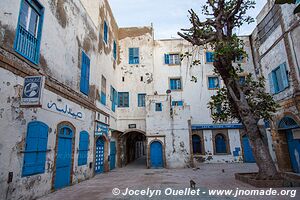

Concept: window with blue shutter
[[215, 134, 227, 154], [165, 54, 180, 65], [118, 92, 129, 107], [78, 131, 89, 166], [113, 41, 117, 60], [164, 54, 170, 64], [170, 78, 182, 90], [104, 21, 108, 44], [239, 76, 246, 85], [138, 94, 146, 107], [80, 51, 90, 95], [129, 48, 139, 64], [172, 101, 183, 106], [22, 121, 49, 176], [14, 0, 44, 64], [208, 77, 220, 89], [155, 103, 162, 111], [206, 51, 215, 63], [268, 62, 289, 94], [101, 75, 106, 105]]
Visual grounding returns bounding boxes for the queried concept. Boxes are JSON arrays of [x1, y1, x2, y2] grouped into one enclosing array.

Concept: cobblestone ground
[[39, 159, 299, 200]]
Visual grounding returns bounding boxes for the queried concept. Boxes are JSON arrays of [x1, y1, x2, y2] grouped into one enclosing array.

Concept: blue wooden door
[[242, 135, 255, 163], [95, 137, 104, 173], [110, 141, 116, 170], [55, 126, 73, 189], [150, 141, 163, 168], [286, 130, 300, 173]]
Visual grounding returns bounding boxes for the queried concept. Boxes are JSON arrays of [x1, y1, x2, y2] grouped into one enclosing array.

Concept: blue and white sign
[[95, 122, 109, 136], [21, 76, 44, 106], [192, 123, 243, 130]]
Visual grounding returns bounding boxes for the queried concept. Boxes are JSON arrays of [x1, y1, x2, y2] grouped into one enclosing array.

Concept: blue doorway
[[54, 126, 73, 189], [95, 137, 105, 173], [242, 135, 255, 163], [150, 141, 163, 168], [286, 130, 300, 173], [110, 141, 116, 170]]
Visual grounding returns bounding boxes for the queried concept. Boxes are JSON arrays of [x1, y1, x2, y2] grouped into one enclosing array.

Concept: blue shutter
[[268, 73, 275, 94], [280, 62, 289, 89], [129, 48, 134, 64], [208, 77, 214, 89], [78, 131, 89, 166], [104, 21, 108, 43], [170, 79, 175, 90], [164, 54, 170, 64], [206, 52, 214, 63], [113, 41, 117, 60], [80, 52, 90, 95]]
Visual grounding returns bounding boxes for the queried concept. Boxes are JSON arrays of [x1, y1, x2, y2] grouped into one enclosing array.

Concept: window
[[138, 94, 146, 107], [165, 53, 180, 65], [215, 134, 227, 154], [104, 21, 108, 44], [141, 76, 143, 82], [80, 51, 90, 95], [205, 51, 215, 63], [122, 77, 125, 82], [172, 101, 183, 106], [129, 48, 139, 64], [22, 121, 49, 176], [110, 86, 118, 112], [113, 41, 117, 60], [239, 76, 246, 85], [101, 75, 106, 105], [155, 103, 162, 111], [78, 131, 89, 166], [14, 0, 44, 64], [208, 77, 220, 89], [192, 135, 202, 154], [268, 62, 289, 94], [170, 78, 182, 90], [118, 92, 129, 107]]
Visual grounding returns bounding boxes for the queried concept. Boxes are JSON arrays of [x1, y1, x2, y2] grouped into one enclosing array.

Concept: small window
[[118, 92, 129, 107], [206, 51, 215, 63], [104, 21, 108, 44], [129, 48, 139, 64], [155, 103, 162, 111], [172, 101, 183, 106], [14, 0, 44, 64], [215, 134, 227, 154], [192, 135, 202, 154], [113, 41, 117, 60], [239, 76, 246, 85], [268, 62, 289, 94], [101, 75, 106, 105], [170, 78, 182, 90], [22, 121, 49, 176], [80, 51, 90, 95], [165, 53, 180, 65], [138, 94, 146, 107], [208, 77, 220, 89], [122, 77, 125, 82], [78, 131, 89, 166], [141, 76, 143, 82]]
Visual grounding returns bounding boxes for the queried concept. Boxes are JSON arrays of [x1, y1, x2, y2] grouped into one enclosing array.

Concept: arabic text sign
[[95, 122, 109, 136], [21, 76, 43, 106], [47, 102, 83, 119]]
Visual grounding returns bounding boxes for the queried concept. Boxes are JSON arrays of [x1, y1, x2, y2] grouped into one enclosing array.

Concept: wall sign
[[192, 123, 243, 130], [95, 122, 109, 136], [21, 76, 44, 106], [128, 124, 137, 129], [47, 101, 83, 119]]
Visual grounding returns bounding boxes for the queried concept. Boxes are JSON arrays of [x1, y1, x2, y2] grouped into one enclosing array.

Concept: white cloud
[[109, 0, 267, 39]]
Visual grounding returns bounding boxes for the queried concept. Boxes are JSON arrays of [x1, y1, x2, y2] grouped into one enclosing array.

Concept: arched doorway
[[119, 129, 146, 168], [150, 141, 163, 168], [95, 137, 105, 174], [242, 135, 255, 163], [278, 116, 300, 173]]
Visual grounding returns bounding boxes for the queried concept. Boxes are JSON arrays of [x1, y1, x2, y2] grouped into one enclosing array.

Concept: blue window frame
[[101, 75, 106, 105], [192, 135, 202, 154], [22, 121, 49, 176], [164, 53, 180, 65], [206, 51, 215, 63], [138, 93, 146, 107], [78, 131, 89, 166], [215, 134, 227, 154], [208, 77, 220, 89], [129, 48, 139, 64], [118, 92, 129, 107], [110, 86, 118, 112], [80, 51, 90, 95], [268, 62, 289, 94], [170, 78, 182, 90], [104, 21, 108, 44], [155, 103, 162, 111], [172, 101, 183, 106], [14, 0, 44, 64], [113, 41, 117, 60]]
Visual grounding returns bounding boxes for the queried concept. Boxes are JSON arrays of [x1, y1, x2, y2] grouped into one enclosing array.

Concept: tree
[[178, 0, 280, 179]]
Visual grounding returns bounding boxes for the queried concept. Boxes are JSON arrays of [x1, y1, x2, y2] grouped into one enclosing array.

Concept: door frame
[[52, 121, 76, 191]]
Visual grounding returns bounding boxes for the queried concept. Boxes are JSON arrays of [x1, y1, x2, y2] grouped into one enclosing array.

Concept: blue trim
[[192, 123, 243, 130], [104, 21, 108, 44]]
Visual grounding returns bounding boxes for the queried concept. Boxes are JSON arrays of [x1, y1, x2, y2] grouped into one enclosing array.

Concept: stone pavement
[[39, 161, 299, 200]]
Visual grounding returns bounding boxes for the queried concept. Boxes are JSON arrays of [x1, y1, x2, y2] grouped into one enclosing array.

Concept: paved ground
[[39, 158, 299, 200]]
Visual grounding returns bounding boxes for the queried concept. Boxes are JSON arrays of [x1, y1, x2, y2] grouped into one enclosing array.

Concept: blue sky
[[109, 0, 267, 39]]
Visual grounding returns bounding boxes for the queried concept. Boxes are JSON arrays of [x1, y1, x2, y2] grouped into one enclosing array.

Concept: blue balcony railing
[[15, 25, 39, 64]]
